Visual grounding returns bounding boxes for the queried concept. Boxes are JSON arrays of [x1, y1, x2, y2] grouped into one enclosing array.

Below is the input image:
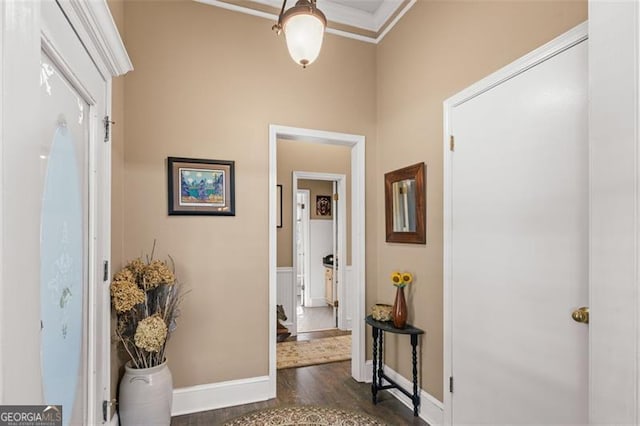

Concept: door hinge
[[333, 193, 339, 201], [103, 260, 109, 282], [103, 399, 116, 422], [104, 116, 115, 143], [301, 203, 305, 209], [449, 376, 454, 393], [450, 135, 455, 152], [334, 300, 339, 308]]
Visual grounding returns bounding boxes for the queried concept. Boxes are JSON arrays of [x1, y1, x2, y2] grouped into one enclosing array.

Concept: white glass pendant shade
[[283, 10, 326, 67]]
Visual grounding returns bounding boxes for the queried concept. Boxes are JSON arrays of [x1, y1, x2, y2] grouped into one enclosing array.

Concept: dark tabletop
[[365, 315, 424, 335]]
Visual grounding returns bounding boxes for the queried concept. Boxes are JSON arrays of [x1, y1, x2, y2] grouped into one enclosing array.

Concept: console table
[[365, 315, 424, 417]]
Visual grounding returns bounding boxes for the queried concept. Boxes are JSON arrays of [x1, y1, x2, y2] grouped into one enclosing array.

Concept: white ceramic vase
[[119, 361, 173, 426]]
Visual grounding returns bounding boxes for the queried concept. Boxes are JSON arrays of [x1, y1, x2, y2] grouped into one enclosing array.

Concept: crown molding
[[194, 0, 415, 44]]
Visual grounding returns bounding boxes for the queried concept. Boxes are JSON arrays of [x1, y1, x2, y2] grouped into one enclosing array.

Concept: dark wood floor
[[171, 360, 428, 425]]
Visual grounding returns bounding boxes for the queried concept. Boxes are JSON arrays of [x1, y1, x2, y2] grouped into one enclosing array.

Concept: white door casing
[[0, 0, 131, 422], [444, 23, 588, 424], [269, 125, 366, 396], [332, 180, 339, 327], [588, 1, 640, 423]]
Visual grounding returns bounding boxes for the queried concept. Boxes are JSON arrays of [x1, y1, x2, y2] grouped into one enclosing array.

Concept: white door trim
[[292, 171, 347, 331], [588, 1, 640, 423], [56, 0, 133, 78], [45, 3, 130, 422], [0, 1, 6, 404], [443, 22, 588, 425], [269, 125, 366, 397]]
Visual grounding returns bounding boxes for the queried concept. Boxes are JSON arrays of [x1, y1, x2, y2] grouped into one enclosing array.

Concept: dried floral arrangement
[[110, 243, 185, 369]]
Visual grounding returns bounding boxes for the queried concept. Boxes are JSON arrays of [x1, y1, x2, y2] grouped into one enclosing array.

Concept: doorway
[[444, 24, 588, 423], [269, 125, 366, 391], [293, 173, 346, 334]]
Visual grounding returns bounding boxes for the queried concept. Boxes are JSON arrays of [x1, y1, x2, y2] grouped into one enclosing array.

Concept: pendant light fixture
[[272, 0, 327, 68]]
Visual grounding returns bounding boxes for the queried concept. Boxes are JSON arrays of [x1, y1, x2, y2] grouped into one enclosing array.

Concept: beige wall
[[110, 0, 586, 404], [277, 140, 352, 267], [122, 0, 376, 388], [375, 0, 587, 401]]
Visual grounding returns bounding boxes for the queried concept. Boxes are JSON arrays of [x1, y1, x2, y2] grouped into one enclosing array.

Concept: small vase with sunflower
[[390, 271, 413, 329]]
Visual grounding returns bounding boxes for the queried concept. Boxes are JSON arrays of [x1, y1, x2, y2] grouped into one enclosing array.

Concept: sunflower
[[390, 272, 402, 286], [391, 271, 414, 288]]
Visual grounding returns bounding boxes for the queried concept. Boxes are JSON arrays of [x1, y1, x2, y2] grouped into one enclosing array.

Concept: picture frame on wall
[[167, 156, 235, 216], [277, 184, 283, 228], [316, 195, 332, 216]]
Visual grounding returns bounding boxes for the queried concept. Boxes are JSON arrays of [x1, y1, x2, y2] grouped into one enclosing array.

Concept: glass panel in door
[[39, 50, 89, 426]]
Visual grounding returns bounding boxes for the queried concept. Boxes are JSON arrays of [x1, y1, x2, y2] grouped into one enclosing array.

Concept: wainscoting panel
[[276, 267, 294, 328]]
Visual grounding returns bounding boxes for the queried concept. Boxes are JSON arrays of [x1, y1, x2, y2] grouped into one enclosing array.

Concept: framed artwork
[[277, 185, 283, 228], [316, 195, 332, 216], [167, 157, 235, 216]]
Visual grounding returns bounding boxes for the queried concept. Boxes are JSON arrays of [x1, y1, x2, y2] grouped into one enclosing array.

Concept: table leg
[[411, 333, 419, 416], [371, 326, 378, 404], [377, 330, 384, 388]]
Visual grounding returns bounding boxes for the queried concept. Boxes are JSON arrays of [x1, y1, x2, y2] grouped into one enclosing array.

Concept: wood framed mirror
[[384, 162, 426, 244]]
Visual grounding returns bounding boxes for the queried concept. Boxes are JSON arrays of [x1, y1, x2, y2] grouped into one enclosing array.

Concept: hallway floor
[[171, 360, 428, 425], [297, 302, 335, 333]]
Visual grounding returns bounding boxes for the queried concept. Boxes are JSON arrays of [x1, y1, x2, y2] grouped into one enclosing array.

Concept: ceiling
[[329, 0, 385, 14], [195, 0, 415, 43]]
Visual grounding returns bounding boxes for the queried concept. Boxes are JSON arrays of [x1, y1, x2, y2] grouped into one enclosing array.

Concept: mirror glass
[[392, 178, 416, 232]]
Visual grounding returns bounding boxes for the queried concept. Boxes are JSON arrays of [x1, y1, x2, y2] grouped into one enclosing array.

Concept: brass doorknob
[[572, 307, 589, 324]]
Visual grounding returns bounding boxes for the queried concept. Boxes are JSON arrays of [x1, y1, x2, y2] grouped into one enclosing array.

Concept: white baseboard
[[364, 361, 444, 425], [171, 375, 273, 416]]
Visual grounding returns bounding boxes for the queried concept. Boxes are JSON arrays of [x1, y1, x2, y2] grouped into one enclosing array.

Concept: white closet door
[[449, 39, 588, 423]]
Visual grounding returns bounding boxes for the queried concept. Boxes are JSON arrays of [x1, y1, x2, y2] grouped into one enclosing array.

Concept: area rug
[[277, 335, 351, 369], [223, 406, 387, 425]]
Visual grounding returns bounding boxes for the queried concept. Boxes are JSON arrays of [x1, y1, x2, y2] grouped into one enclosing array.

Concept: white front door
[[0, 1, 114, 423], [445, 29, 588, 423], [41, 3, 109, 424]]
